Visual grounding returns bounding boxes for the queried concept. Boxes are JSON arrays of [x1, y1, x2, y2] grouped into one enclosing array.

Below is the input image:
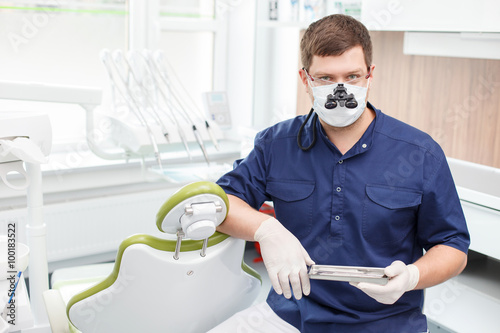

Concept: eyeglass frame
[[302, 66, 372, 87]]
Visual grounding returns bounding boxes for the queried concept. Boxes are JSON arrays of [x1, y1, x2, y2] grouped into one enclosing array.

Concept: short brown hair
[[300, 14, 372, 71]]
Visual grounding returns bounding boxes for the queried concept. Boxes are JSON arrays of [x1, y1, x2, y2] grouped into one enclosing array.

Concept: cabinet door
[[361, 0, 500, 32]]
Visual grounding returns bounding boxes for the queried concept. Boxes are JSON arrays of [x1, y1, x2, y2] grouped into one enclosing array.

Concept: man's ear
[[368, 64, 375, 79], [298, 68, 309, 93]]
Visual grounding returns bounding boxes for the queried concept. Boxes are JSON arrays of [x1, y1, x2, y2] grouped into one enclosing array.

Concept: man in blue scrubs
[[210, 14, 470, 332]]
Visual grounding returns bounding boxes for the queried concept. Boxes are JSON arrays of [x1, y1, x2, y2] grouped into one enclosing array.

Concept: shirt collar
[[316, 102, 381, 158]]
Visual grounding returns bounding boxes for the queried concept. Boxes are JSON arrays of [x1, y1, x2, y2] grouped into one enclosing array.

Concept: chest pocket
[[362, 184, 422, 245], [266, 180, 315, 238]]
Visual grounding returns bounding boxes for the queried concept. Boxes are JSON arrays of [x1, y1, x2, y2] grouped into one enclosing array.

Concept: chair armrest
[[43, 289, 70, 333]]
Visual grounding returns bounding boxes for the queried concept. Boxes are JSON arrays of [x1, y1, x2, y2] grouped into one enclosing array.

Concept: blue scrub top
[[217, 104, 470, 332]]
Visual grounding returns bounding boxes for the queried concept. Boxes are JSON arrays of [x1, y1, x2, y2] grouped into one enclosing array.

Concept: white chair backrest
[[67, 234, 260, 333]]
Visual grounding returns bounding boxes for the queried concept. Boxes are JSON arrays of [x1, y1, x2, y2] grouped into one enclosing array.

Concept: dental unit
[[0, 111, 52, 332], [98, 49, 223, 168], [43, 181, 261, 333]]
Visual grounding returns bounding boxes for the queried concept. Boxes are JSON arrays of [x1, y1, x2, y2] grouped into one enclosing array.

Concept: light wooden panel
[[296, 31, 500, 168]]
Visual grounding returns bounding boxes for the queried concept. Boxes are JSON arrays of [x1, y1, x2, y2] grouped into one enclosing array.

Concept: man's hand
[[254, 217, 315, 300], [350, 260, 419, 304]]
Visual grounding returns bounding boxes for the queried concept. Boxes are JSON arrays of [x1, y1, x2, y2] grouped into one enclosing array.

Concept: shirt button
[[339, 160, 343, 164], [335, 215, 340, 221], [336, 187, 341, 192], [362, 143, 367, 149]]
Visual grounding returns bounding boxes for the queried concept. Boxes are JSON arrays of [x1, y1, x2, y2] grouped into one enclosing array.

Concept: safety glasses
[[303, 67, 372, 87]]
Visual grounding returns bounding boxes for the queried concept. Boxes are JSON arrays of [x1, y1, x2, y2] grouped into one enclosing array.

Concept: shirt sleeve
[[216, 133, 271, 210], [416, 150, 470, 254]]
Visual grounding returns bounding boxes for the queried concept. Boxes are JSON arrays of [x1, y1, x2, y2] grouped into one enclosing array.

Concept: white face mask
[[310, 81, 369, 127]]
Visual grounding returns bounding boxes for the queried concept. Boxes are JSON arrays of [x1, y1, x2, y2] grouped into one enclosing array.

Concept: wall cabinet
[[361, 0, 500, 33]]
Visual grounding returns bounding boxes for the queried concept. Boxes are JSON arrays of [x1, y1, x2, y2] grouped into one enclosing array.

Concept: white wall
[[226, 0, 258, 129]]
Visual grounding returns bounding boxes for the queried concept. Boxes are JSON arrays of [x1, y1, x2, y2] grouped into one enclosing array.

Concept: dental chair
[[43, 181, 261, 333]]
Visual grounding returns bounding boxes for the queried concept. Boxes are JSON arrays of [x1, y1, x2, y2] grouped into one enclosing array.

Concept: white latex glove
[[350, 260, 419, 305], [254, 217, 315, 300]]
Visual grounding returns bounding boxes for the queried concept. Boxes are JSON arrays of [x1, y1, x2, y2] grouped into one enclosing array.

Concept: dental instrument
[[124, 50, 171, 143], [138, 51, 192, 159], [150, 53, 208, 162], [100, 49, 164, 169], [154, 50, 219, 146], [134, 48, 192, 160], [308, 265, 388, 285], [153, 50, 221, 151], [151, 51, 211, 164], [98, 49, 228, 168]]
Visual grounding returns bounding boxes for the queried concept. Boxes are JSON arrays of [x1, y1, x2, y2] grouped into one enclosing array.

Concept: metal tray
[[308, 264, 389, 285]]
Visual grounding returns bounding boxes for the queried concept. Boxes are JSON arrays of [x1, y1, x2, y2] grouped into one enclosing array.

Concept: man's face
[[299, 45, 373, 103]]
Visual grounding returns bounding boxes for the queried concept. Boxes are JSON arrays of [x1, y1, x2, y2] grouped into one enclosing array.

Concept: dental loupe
[[325, 84, 358, 109]]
